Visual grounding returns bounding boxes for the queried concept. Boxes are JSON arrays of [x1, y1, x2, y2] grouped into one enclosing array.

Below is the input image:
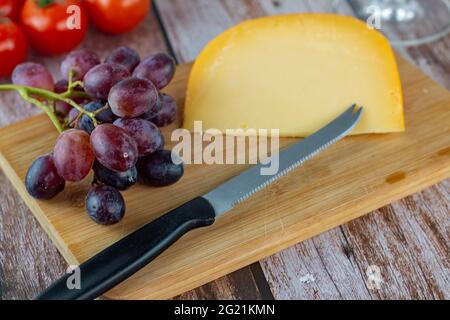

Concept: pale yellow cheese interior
[[184, 14, 404, 137]]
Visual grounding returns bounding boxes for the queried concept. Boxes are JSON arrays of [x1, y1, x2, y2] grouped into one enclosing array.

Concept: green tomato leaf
[[36, 0, 55, 8]]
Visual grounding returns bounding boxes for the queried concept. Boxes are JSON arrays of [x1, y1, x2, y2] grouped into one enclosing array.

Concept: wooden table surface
[[0, 0, 449, 300]]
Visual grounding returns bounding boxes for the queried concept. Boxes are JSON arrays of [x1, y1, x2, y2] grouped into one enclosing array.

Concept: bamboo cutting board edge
[[0, 56, 449, 299]]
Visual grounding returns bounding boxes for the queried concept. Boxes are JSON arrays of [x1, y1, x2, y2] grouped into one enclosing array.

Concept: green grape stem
[[0, 82, 97, 134]]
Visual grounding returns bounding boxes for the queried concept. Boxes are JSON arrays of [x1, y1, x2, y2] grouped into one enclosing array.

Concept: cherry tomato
[[84, 0, 149, 34], [20, 0, 88, 55], [0, 20, 27, 77], [0, 0, 25, 20]]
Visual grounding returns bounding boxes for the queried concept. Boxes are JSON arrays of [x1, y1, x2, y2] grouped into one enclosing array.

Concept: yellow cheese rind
[[184, 14, 404, 137]]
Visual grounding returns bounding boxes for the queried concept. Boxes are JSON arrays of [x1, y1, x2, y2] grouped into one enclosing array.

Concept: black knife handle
[[36, 197, 216, 300]]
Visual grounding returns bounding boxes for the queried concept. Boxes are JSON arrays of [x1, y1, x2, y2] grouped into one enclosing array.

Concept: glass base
[[334, 0, 450, 47]]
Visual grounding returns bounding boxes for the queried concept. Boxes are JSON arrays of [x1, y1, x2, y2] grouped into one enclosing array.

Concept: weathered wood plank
[[0, 10, 169, 300], [155, 0, 450, 300], [405, 37, 450, 89], [260, 226, 374, 300], [343, 181, 450, 299], [262, 180, 450, 300], [0, 172, 67, 300]]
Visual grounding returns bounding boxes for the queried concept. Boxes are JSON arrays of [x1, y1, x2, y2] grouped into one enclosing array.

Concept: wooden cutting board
[[0, 55, 449, 300]]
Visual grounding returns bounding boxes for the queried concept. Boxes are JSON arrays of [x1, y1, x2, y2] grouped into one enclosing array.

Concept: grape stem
[[93, 104, 110, 116], [0, 80, 97, 133], [15, 87, 65, 133]]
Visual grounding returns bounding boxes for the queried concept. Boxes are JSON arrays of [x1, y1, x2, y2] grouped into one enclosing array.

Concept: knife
[[36, 104, 362, 300]]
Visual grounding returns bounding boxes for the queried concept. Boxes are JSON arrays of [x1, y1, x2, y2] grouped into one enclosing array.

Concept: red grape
[[133, 53, 176, 89], [77, 101, 116, 134], [53, 129, 95, 182], [83, 63, 130, 101], [12, 62, 54, 91], [108, 77, 159, 118], [113, 118, 164, 157], [77, 114, 96, 134], [147, 93, 177, 127], [54, 79, 84, 94], [61, 49, 100, 81], [26, 154, 65, 200], [55, 79, 90, 120], [105, 46, 140, 73], [138, 150, 184, 187], [67, 107, 80, 126], [140, 94, 162, 121], [93, 162, 137, 191], [85, 101, 116, 123], [55, 103, 73, 120], [54, 79, 68, 93], [90, 124, 138, 172], [86, 185, 125, 225], [54, 80, 72, 118]]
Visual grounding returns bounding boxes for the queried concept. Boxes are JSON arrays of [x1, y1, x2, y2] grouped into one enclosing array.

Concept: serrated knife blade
[[204, 104, 363, 216], [37, 104, 362, 300]]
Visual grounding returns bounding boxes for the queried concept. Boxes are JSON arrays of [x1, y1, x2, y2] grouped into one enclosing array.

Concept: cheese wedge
[[184, 14, 404, 137]]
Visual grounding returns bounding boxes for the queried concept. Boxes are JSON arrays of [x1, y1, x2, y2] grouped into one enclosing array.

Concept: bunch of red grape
[[22, 47, 183, 226]]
